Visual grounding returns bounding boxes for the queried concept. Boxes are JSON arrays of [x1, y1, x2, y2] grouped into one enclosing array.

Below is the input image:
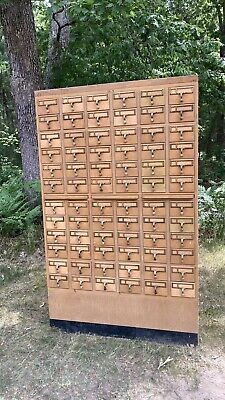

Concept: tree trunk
[[0, 0, 43, 184]]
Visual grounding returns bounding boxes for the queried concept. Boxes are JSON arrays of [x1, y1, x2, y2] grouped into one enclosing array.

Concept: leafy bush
[[0, 177, 41, 236], [199, 183, 225, 243]]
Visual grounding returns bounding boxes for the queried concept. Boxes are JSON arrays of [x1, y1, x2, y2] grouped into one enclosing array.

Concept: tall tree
[[0, 0, 43, 184]]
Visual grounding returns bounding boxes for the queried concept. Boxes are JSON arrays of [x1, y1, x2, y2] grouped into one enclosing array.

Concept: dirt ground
[[0, 241, 225, 400]]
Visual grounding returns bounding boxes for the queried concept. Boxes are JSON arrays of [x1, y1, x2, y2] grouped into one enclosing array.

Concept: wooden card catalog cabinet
[[35, 75, 198, 344]]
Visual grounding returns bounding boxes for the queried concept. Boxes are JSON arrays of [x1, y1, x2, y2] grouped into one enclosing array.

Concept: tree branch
[[52, 6, 75, 42]]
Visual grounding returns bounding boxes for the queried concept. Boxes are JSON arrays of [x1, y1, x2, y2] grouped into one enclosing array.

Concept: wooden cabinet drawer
[[171, 249, 194, 264], [115, 128, 137, 144], [141, 126, 165, 144], [71, 261, 91, 276], [88, 111, 110, 128], [62, 96, 84, 113], [142, 177, 165, 193], [91, 178, 113, 193], [142, 160, 165, 177], [113, 91, 136, 109], [171, 282, 195, 298], [48, 260, 68, 275], [88, 129, 111, 146], [114, 109, 137, 126], [141, 106, 164, 125], [119, 263, 140, 279], [119, 279, 141, 294], [37, 98, 59, 115], [116, 178, 138, 193], [118, 247, 140, 262], [171, 266, 195, 282], [170, 217, 194, 233], [90, 162, 112, 178], [67, 179, 88, 194], [170, 159, 194, 176], [93, 216, 114, 231], [144, 265, 167, 281], [40, 132, 61, 148], [87, 93, 109, 111], [143, 201, 166, 217], [38, 114, 60, 131], [89, 146, 111, 162], [115, 145, 137, 161], [65, 148, 86, 163], [144, 281, 167, 296], [69, 216, 89, 230], [117, 201, 139, 216], [94, 231, 114, 247], [116, 162, 138, 177], [64, 131, 85, 147], [46, 230, 66, 244], [70, 244, 90, 259], [47, 244, 67, 258], [170, 125, 195, 142], [69, 230, 90, 245], [49, 274, 69, 289], [63, 112, 85, 129], [170, 143, 194, 159], [140, 89, 164, 107], [95, 277, 116, 292], [44, 201, 65, 216], [171, 233, 194, 249], [42, 164, 63, 179], [170, 176, 194, 193], [169, 105, 194, 123], [66, 163, 87, 178], [41, 149, 62, 164], [43, 179, 64, 194], [170, 201, 194, 217], [92, 201, 113, 216], [45, 216, 66, 230], [94, 246, 114, 261], [118, 232, 139, 247], [169, 86, 194, 105], [94, 262, 116, 278], [72, 276, 92, 291], [68, 201, 89, 216], [142, 143, 165, 160], [117, 216, 139, 231], [144, 248, 166, 263], [144, 232, 166, 248]]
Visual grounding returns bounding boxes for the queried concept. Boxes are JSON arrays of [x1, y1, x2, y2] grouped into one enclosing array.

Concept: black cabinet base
[[50, 319, 198, 346]]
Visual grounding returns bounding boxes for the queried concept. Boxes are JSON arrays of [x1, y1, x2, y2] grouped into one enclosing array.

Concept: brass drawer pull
[[50, 184, 55, 192], [151, 166, 155, 175], [123, 132, 127, 142], [123, 115, 127, 124], [100, 205, 105, 214], [48, 137, 52, 145], [75, 206, 80, 214], [122, 97, 126, 107]]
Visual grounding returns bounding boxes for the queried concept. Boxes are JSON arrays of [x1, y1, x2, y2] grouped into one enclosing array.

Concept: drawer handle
[[152, 237, 156, 245], [79, 265, 82, 274], [125, 206, 129, 214], [123, 150, 128, 159], [152, 222, 156, 230], [153, 253, 157, 261], [71, 118, 76, 127], [125, 182, 129, 191], [46, 120, 51, 129], [72, 137, 76, 145], [180, 148, 183, 157], [154, 286, 158, 295], [123, 115, 127, 124], [150, 131, 155, 141], [127, 268, 131, 277], [126, 237, 130, 245], [48, 153, 53, 162], [150, 95, 154, 105], [126, 221, 130, 229], [97, 134, 101, 144], [45, 104, 49, 113], [179, 164, 184, 173], [79, 280, 83, 289], [50, 184, 55, 192], [56, 278, 60, 287], [55, 264, 60, 272], [75, 206, 80, 214], [73, 154, 77, 161], [152, 206, 155, 215], [48, 137, 52, 146], [53, 221, 57, 228], [179, 93, 183, 103], [101, 220, 105, 228], [181, 254, 184, 262], [52, 206, 56, 214], [103, 282, 107, 290], [54, 249, 59, 257], [127, 252, 131, 261], [151, 182, 155, 191], [98, 167, 102, 176], [151, 149, 155, 158], [124, 166, 128, 175], [54, 234, 59, 243], [123, 132, 127, 142], [77, 235, 81, 244], [151, 166, 155, 175], [180, 238, 184, 246], [96, 116, 100, 125], [181, 287, 185, 295], [73, 168, 78, 177], [102, 250, 105, 257], [128, 284, 132, 292], [180, 222, 184, 231], [95, 99, 100, 108], [181, 272, 185, 280], [99, 183, 103, 192], [102, 267, 106, 275], [153, 270, 157, 278], [179, 110, 183, 120], [97, 151, 101, 160], [100, 205, 105, 214], [180, 182, 184, 191], [78, 249, 83, 258], [180, 131, 183, 140], [122, 97, 126, 107], [76, 221, 80, 229], [74, 183, 79, 192], [50, 169, 54, 178], [150, 112, 155, 122], [101, 236, 105, 244], [180, 206, 184, 215]]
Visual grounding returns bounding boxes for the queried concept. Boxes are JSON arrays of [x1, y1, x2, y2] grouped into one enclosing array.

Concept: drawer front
[[170, 176, 194, 193], [47, 244, 67, 258], [113, 91, 136, 109], [169, 86, 194, 105], [118, 247, 140, 262], [42, 164, 63, 179], [69, 216, 89, 230], [141, 107, 164, 125], [91, 178, 113, 193], [141, 126, 165, 143], [87, 93, 109, 111], [170, 143, 194, 159], [92, 201, 113, 216], [171, 233, 194, 249], [170, 125, 195, 142], [171, 249, 195, 264], [41, 149, 62, 164], [89, 146, 111, 162], [118, 232, 139, 247], [170, 159, 194, 176], [143, 201, 166, 217], [119, 263, 141, 279], [49, 274, 69, 289], [94, 247, 114, 261], [144, 232, 166, 248], [68, 201, 89, 216], [171, 282, 195, 298], [38, 115, 60, 131], [37, 98, 59, 115], [117, 216, 139, 231], [144, 281, 167, 296], [144, 248, 166, 263], [94, 231, 114, 247], [43, 179, 64, 194], [72, 276, 92, 291], [140, 89, 164, 107], [71, 261, 91, 276], [115, 145, 137, 161], [142, 143, 165, 160], [94, 262, 116, 278], [119, 279, 141, 294], [170, 217, 194, 233], [93, 216, 114, 231], [70, 245, 91, 259], [115, 128, 137, 144], [62, 96, 84, 113], [88, 129, 111, 146], [169, 105, 194, 123], [90, 162, 112, 178], [63, 113, 85, 129], [67, 179, 88, 194], [64, 131, 86, 147], [45, 216, 66, 230], [116, 178, 138, 193], [88, 111, 110, 128], [170, 201, 194, 217], [171, 266, 195, 282], [144, 265, 167, 281], [44, 201, 65, 216], [143, 217, 166, 231], [46, 230, 66, 244], [142, 177, 165, 193], [65, 148, 86, 163], [48, 260, 68, 275], [40, 132, 61, 148], [66, 163, 87, 178], [114, 109, 137, 126], [142, 160, 165, 177], [95, 277, 116, 292], [69, 230, 90, 245], [117, 201, 139, 216], [116, 162, 138, 177]]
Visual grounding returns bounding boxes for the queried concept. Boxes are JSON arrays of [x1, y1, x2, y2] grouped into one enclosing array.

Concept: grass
[[0, 241, 225, 399]]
